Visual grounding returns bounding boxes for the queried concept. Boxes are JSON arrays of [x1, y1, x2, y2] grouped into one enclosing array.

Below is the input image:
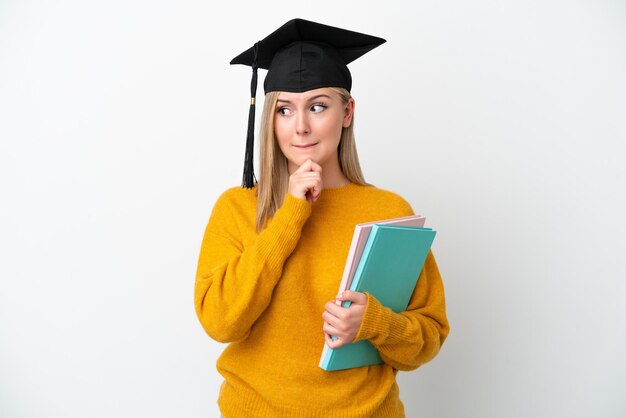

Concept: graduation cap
[[230, 18, 386, 188]]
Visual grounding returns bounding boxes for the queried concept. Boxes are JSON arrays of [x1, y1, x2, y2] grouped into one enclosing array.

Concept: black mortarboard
[[230, 18, 386, 188]]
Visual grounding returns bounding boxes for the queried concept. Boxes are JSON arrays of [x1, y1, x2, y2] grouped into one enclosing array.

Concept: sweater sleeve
[[353, 250, 450, 371], [194, 192, 312, 343]]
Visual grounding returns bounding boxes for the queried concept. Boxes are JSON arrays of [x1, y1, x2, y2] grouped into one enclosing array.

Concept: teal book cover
[[320, 224, 436, 371]]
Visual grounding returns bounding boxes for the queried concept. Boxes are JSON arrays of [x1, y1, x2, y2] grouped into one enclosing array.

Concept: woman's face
[[274, 88, 354, 173]]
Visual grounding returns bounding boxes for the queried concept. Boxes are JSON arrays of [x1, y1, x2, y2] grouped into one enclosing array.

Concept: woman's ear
[[343, 98, 355, 128]]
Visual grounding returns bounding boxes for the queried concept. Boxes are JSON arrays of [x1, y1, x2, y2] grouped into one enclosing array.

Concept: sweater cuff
[[354, 292, 393, 343], [261, 193, 312, 271], [281, 193, 313, 217]]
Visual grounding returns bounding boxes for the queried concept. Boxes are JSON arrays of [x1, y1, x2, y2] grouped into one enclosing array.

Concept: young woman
[[194, 19, 449, 418]]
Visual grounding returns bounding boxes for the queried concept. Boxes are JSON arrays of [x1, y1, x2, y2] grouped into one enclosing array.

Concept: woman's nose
[[296, 113, 310, 135]]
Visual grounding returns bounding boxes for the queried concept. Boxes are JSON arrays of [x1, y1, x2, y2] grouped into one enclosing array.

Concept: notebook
[[337, 215, 426, 295], [319, 223, 436, 371]]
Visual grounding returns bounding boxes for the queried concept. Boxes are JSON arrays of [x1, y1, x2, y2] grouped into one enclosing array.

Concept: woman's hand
[[288, 159, 323, 204], [322, 291, 368, 349]]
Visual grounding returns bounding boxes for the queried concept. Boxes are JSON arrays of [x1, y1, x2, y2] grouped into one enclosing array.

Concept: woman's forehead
[[276, 88, 337, 103]]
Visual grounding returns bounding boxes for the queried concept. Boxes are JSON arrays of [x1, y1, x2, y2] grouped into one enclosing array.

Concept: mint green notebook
[[320, 224, 436, 371]]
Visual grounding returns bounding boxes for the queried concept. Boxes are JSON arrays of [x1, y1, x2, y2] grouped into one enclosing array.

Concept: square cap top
[[230, 18, 386, 93]]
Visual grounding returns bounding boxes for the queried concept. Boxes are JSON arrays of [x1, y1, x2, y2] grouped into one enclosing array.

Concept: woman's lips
[[293, 142, 318, 149]]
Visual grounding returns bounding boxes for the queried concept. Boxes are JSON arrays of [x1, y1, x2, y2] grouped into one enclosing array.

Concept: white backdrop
[[1, 1, 625, 417]]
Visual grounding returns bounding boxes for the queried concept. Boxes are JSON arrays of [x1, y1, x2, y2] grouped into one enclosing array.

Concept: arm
[[194, 192, 311, 343], [355, 251, 449, 371]]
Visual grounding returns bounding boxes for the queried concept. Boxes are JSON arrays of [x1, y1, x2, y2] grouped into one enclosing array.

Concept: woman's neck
[[321, 161, 350, 188]]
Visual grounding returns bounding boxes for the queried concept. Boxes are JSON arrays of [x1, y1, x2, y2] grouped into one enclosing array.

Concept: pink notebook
[[336, 214, 426, 298]]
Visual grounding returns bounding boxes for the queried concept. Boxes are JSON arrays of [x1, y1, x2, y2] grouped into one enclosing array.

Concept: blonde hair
[[255, 87, 367, 232]]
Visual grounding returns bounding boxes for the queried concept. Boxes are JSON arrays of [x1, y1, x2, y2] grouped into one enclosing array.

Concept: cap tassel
[[242, 42, 259, 188]]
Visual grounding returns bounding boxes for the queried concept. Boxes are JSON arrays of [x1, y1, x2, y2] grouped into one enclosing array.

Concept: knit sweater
[[194, 183, 449, 418]]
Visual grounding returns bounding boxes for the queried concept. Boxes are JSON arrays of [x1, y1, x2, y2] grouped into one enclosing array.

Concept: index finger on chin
[[309, 160, 323, 173], [294, 159, 313, 173]]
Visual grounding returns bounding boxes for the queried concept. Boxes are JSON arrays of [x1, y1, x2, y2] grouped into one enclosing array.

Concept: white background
[[1, 1, 625, 417]]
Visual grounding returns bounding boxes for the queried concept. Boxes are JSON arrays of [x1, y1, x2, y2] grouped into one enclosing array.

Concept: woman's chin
[[289, 155, 318, 167]]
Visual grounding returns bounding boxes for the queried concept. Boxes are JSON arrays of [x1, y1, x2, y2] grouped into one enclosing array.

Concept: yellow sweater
[[194, 183, 449, 418]]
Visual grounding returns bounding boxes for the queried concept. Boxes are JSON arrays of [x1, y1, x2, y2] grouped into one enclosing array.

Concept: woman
[[194, 18, 449, 418]]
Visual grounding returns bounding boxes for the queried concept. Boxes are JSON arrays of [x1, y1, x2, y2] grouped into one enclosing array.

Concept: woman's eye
[[311, 104, 327, 113], [278, 107, 292, 116]]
